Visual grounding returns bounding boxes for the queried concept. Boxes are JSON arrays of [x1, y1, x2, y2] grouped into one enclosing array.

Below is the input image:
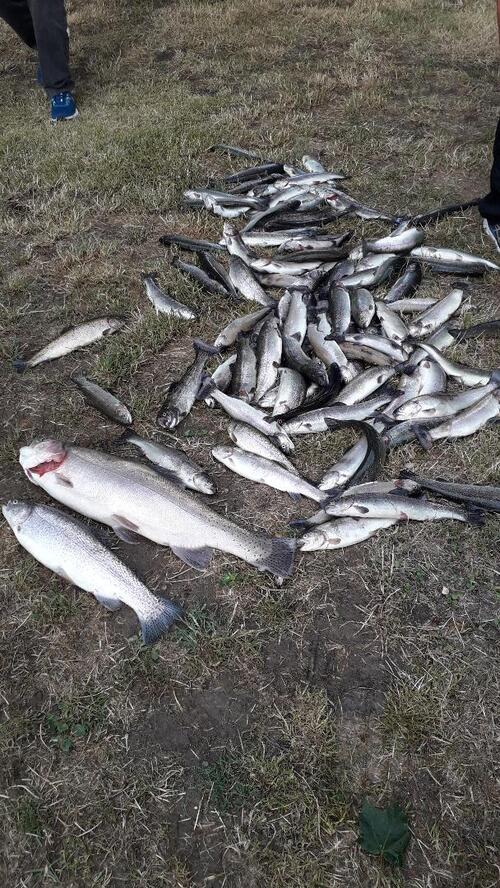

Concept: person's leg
[[0, 0, 36, 48], [478, 117, 500, 223], [27, 0, 73, 97]]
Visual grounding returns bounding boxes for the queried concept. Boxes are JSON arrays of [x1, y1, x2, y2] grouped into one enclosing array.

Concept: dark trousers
[[0, 0, 73, 97], [479, 117, 500, 223]]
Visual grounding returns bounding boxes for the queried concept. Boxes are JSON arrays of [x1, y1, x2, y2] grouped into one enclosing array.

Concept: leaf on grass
[[358, 801, 410, 866]]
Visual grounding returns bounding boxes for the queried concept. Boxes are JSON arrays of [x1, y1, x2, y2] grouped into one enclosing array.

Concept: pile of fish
[[5, 147, 500, 644]]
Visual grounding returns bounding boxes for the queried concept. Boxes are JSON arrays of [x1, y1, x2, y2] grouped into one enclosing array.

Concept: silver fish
[[3, 501, 180, 644], [227, 421, 298, 474], [329, 286, 351, 336], [336, 333, 409, 363], [325, 493, 471, 523], [143, 274, 196, 319], [272, 367, 306, 416], [119, 432, 216, 494], [229, 333, 257, 402], [418, 393, 499, 447], [335, 365, 395, 405], [301, 155, 327, 173], [19, 441, 296, 578], [204, 354, 237, 406], [213, 445, 324, 502], [384, 359, 446, 417], [407, 325, 455, 367], [351, 288, 375, 328], [14, 317, 124, 372], [72, 375, 132, 426], [157, 341, 217, 429], [394, 382, 498, 421], [283, 290, 308, 344], [300, 516, 397, 551], [407, 288, 463, 338], [240, 228, 317, 248], [228, 257, 276, 306], [214, 307, 272, 349], [255, 315, 282, 403], [307, 321, 351, 380], [363, 226, 425, 254], [208, 386, 294, 452], [386, 297, 437, 313], [411, 245, 500, 272], [415, 342, 493, 386], [375, 301, 409, 344], [282, 335, 329, 386], [318, 435, 368, 492], [283, 393, 391, 435], [384, 260, 422, 303]]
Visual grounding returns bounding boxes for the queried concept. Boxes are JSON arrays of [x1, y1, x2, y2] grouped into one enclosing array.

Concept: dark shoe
[[482, 218, 500, 254], [50, 91, 79, 122]]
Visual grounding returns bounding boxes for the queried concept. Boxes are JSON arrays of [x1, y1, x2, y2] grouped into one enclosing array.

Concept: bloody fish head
[[19, 439, 68, 482]]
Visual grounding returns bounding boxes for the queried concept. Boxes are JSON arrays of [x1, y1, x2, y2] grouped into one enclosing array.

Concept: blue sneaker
[[50, 91, 79, 122], [482, 218, 500, 254], [36, 64, 43, 87]]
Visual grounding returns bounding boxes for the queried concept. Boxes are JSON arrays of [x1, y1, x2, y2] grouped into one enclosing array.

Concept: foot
[[482, 218, 500, 253], [50, 91, 79, 122]]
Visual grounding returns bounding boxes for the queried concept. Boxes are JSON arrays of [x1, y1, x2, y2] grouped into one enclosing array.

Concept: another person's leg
[[0, 0, 36, 49], [27, 0, 74, 96], [479, 117, 500, 250]]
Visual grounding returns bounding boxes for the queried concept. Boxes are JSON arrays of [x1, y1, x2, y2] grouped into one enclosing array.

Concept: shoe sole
[[482, 219, 500, 254], [51, 109, 79, 124]]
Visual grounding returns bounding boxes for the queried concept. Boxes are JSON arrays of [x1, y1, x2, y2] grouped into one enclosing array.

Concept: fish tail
[[256, 537, 296, 578], [413, 424, 433, 451], [465, 505, 485, 527], [197, 373, 216, 399], [193, 338, 221, 356], [399, 469, 417, 480], [490, 368, 500, 385], [114, 430, 132, 445], [138, 595, 182, 645], [13, 358, 27, 373]]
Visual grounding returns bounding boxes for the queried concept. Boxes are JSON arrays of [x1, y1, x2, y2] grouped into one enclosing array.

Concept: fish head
[[299, 528, 328, 551], [194, 474, 217, 495], [19, 439, 68, 483], [212, 445, 233, 464], [156, 409, 181, 430], [393, 402, 420, 421], [106, 317, 125, 333], [2, 500, 33, 532]]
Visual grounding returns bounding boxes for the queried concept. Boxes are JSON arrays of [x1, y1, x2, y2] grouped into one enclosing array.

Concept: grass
[[0, 0, 499, 886]]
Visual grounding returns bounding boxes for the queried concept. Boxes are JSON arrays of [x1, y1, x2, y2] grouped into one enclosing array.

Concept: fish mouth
[[19, 439, 68, 479]]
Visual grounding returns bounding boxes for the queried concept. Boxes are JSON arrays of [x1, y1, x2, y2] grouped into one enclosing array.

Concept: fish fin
[[114, 430, 132, 445], [13, 359, 27, 373], [56, 474, 74, 488], [197, 373, 216, 400], [112, 526, 143, 544], [193, 338, 220, 356], [390, 487, 414, 498], [466, 506, 485, 527], [150, 466, 185, 485], [489, 368, 500, 385], [139, 597, 182, 645], [412, 425, 433, 450], [93, 590, 122, 611], [289, 517, 309, 528], [170, 545, 213, 570], [255, 537, 296, 578], [111, 515, 143, 544], [288, 492, 302, 502]]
